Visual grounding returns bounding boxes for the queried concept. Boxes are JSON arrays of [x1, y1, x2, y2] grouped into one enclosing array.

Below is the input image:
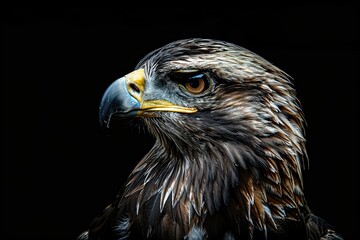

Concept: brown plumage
[[78, 38, 343, 239]]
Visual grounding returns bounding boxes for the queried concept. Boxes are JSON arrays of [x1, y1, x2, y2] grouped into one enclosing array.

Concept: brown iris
[[171, 70, 211, 95], [184, 74, 207, 94]]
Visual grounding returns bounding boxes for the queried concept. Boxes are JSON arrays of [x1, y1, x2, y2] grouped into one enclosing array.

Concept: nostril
[[130, 83, 140, 93]]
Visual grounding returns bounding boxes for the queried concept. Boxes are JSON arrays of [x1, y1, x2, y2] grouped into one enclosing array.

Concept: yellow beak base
[[125, 69, 198, 115]]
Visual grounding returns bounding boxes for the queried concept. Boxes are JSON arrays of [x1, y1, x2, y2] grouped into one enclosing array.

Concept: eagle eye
[[171, 70, 212, 95]]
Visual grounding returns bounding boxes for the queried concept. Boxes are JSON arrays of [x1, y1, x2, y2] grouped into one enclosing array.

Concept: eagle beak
[[99, 69, 197, 128]]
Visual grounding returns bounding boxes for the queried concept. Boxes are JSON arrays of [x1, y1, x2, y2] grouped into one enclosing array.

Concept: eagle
[[78, 38, 343, 239]]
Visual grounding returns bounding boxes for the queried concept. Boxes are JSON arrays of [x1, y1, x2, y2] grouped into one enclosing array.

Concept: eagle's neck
[[122, 139, 272, 235], [122, 114, 307, 237]]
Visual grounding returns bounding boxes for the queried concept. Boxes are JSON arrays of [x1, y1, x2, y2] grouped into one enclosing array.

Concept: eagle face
[[100, 38, 304, 158], [90, 39, 342, 239]]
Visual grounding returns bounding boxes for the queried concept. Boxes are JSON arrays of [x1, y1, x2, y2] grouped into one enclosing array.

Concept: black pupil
[[189, 78, 200, 88], [188, 74, 203, 88]]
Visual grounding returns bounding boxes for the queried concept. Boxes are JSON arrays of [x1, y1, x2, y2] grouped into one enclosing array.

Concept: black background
[[2, 7, 358, 239]]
